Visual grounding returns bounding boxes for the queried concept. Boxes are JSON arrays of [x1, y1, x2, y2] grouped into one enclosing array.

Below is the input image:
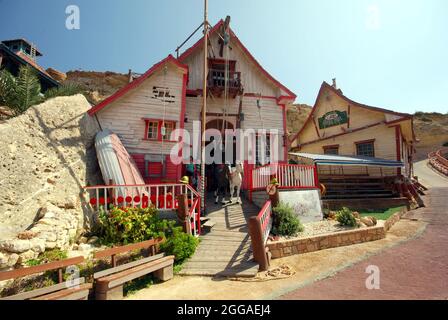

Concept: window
[[144, 119, 176, 141], [256, 134, 271, 165], [323, 145, 339, 155], [161, 121, 175, 140], [146, 121, 159, 140], [356, 140, 375, 157]]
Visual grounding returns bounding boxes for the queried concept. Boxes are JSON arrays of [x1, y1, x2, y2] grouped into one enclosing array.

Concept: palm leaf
[[14, 65, 42, 114]]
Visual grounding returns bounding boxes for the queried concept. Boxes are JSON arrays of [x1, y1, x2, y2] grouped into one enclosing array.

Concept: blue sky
[[0, 0, 447, 113]]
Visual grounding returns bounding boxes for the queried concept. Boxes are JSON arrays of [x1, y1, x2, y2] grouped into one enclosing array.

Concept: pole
[[200, 0, 208, 213]]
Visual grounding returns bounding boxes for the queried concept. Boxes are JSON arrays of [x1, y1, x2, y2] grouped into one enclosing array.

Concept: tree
[[0, 65, 43, 116]]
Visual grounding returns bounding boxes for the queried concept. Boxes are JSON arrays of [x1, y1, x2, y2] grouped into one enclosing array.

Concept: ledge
[[267, 207, 408, 259]]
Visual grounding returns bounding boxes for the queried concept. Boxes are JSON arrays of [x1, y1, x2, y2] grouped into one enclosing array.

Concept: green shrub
[[272, 202, 304, 236], [44, 83, 84, 100], [336, 207, 357, 227], [97, 206, 176, 245], [160, 227, 199, 264]]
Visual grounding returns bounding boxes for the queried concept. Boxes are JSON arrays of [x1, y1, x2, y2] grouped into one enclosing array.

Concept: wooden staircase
[[179, 196, 260, 278], [320, 176, 398, 200]]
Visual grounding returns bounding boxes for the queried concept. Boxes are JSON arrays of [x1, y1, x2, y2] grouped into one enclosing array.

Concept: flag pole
[[200, 0, 208, 214]]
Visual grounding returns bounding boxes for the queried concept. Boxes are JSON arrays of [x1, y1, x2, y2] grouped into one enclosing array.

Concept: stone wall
[[268, 225, 386, 259], [0, 95, 101, 270], [267, 207, 407, 259]]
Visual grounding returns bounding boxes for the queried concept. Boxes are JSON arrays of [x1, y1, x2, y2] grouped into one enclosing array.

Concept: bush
[[272, 202, 304, 236], [160, 227, 199, 264], [336, 207, 357, 227], [97, 206, 176, 245], [44, 83, 84, 100]]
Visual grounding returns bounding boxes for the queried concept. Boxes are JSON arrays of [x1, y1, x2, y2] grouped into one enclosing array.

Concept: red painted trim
[[395, 125, 402, 175], [385, 117, 411, 125], [290, 81, 415, 145], [354, 139, 376, 145], [312, 117, 321, 138], [297, 121, 384, 148], [323, 144, 340, 149], [143, 119, 177, 142], [178, 20, 296, 100], [88, 54, 188, 116], [347, 104, 351, 128], [186, 89, 199, 96]]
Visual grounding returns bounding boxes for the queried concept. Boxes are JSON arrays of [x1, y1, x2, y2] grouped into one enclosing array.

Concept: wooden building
[[0, 39, 59, 91], [290, 80, 417, 179], [88, 19, 296, 187]]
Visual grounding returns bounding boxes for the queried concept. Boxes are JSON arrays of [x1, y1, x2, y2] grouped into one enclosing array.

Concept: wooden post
[[0, 53, 3, 68], [248, 217, 270, 271], [177, 194, 191, 234], [199, 0, 209, 213], [269, 188, 279, 208]]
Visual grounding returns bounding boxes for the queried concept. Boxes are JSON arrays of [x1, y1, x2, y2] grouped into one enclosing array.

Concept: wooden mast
[[200, 0, 208, 212]]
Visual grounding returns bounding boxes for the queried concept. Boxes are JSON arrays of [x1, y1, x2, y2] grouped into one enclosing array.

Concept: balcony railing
[[207, 69, 242, 97]]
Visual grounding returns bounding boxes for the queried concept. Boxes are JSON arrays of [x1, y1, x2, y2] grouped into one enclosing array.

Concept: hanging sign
[[318, 110, 348, 129]]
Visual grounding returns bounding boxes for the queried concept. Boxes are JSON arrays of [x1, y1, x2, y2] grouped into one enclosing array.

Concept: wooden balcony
[[207, 69, 242, 98]]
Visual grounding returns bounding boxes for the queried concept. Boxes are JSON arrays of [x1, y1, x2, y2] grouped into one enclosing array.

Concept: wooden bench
[[0, 256, 91, 300], [93, 238, 174, 300]]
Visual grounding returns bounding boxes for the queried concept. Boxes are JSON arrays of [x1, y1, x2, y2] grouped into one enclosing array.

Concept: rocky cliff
[[0, 95, 101, 269]]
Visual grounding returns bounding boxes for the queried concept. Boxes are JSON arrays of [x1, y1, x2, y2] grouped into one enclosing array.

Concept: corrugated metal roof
[[289, 152, 404, 168]]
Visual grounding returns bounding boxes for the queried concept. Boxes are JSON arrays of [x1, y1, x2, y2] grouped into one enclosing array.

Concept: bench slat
[[96, 256, 174, 290], [93, 253, 165, 279], [94, 238, 164, 259], [0, 277, 86, 300], [0, 256, 84, 281], [31, 283, 92, 300]]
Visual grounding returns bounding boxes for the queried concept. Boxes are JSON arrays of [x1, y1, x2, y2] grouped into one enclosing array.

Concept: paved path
[[281, 186, 448, 300], [179, 197, 259, 277], [414, 159, 448, 188]]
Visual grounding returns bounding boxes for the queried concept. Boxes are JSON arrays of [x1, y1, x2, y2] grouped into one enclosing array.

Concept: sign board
[[278, 189, 323, 223], [318, 110, 348, 129]]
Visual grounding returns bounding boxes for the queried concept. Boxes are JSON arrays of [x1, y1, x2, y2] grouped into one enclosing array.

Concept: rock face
[[286, 104, 312, 140], [0, 95, 101, 244]]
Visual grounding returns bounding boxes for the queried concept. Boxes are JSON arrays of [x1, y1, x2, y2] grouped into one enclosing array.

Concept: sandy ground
[[127, 218, 425, 300]]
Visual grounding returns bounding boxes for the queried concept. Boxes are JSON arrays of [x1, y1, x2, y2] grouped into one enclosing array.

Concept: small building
[[289, 81, 418, 208], [0, 39, 59, 91], [87, 19, 296, 188], [290, 80, 417, 178]]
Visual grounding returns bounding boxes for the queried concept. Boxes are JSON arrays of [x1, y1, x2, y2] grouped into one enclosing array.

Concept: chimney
[[332, 78, 337, 89]]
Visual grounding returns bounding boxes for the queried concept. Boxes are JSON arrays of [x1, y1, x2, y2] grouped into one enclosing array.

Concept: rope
[[228, 264, 296, 282]]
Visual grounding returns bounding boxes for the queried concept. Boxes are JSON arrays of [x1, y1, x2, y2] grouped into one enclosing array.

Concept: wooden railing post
[[248, 217, 270, 271], [176, 194, 191, 235]]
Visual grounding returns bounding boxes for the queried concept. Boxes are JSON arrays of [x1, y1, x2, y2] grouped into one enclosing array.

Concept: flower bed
[[267, 207, 407, 259]]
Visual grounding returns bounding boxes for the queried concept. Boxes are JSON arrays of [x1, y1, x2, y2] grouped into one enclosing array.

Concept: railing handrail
[[83, 183, 200, 198]]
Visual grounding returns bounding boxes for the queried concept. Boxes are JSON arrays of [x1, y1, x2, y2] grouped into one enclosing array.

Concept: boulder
[[87, 236, 99, 245], [0, 239, 31, 253], [360, 217, 376, 227], [30, 238, 46, 253], [17, 230, 38, 240]]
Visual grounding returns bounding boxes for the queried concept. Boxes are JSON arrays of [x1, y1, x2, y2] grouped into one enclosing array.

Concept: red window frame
[[323, 144, 340, 155], [355, 139, 376, 157], [143, 119, 177, 142]]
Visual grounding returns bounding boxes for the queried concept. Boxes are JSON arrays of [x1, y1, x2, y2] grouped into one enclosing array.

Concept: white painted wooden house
[[88, 19, 296, 190]]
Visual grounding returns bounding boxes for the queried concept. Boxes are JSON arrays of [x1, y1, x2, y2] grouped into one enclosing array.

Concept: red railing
[[251, 163, 318, 190], [258, 200, 273, 244], [428, 149, 448, 176], [82, 183, 201, 236], [248, 200, 273, 271]]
